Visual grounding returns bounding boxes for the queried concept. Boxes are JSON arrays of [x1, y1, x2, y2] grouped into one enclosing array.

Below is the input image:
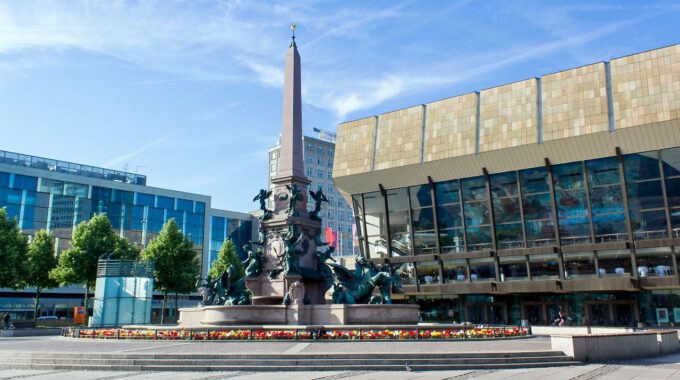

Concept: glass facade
[[0, 171, 208, 253], [208, 215, 253, 271], [353, 147, 680, 262], [351, 148, 680, 326]]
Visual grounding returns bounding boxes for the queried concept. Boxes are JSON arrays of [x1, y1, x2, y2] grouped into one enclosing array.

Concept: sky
[[1, 0, 679, 212]]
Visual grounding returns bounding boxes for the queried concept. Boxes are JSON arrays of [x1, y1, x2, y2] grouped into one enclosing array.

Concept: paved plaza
[[1, 336, 680, 379]]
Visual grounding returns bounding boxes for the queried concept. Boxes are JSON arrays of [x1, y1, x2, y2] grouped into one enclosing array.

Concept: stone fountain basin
[[178, 304, 420, 327]]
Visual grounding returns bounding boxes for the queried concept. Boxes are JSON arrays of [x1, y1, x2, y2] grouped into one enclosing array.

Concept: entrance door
[[588, 303, 611, 326], [466, 303, 507, 324], [524, 304, 545, 325], [613, 303, 635, 327]]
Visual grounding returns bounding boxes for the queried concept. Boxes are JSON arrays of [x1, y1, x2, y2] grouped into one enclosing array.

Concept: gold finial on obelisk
[[290, 23, 297, 47]]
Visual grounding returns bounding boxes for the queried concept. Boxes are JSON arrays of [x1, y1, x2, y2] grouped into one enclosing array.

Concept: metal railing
[[0, 149, 146, 185]]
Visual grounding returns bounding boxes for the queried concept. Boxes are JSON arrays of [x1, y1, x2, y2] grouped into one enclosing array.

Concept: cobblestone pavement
[[2, 336, 680, 379]]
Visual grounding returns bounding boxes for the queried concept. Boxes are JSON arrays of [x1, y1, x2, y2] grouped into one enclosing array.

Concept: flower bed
[[65, 326, 528, 341]]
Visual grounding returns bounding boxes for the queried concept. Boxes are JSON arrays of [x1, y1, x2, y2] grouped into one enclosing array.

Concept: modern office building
[[333, 44, 680, 327], [268, 130, 356, 256], [0, 149, 256, 319]]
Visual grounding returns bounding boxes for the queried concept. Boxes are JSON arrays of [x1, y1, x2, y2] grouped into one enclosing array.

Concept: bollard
[[117, 329, 120, 340]]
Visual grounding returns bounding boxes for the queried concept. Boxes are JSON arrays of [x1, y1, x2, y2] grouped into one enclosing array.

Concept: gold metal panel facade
[[374, 105, 423, 170], [479, 78, 538, 152], [542, 62, 609, 141], [333, 117, 375, 177], [424, 93, 477, 162], [611, 44, 680, 129]]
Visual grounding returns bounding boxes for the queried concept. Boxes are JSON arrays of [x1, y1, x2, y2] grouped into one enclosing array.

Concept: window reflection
[[625, 152, 668, 240], [563, 252, 596, 278], [416, 261, 440, 285], [499, 256, 528, 281], [469, 258, 496, 281], [520, 167, 555, 247], [443, 259, 467, 283], [529, 254, 560, 279], [554, 162, 591, 245], [597, 250, 632, 277]]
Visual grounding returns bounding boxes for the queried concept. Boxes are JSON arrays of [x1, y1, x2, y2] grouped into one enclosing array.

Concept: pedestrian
[[3, 312, 10, 330], [558, 310, 568, 327]]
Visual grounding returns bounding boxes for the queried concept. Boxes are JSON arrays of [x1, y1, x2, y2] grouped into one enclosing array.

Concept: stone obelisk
[[247, 27, 325, 306]]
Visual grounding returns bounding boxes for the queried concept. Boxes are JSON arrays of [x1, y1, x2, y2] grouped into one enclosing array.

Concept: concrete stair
[[0, 351, 580, 371]]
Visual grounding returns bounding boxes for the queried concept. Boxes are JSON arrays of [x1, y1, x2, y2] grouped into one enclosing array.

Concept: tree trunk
[[174, 292, 179, 324], [160, 293, 167, 324], [33, 287, 41, 322]]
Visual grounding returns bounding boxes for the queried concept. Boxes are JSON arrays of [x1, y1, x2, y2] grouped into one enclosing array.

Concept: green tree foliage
[[0, 208, 28, 289], [208, 239, 244, 282], [50, 214, 140, 315], [141, 219, 199, 324], [25, 230, 58, 321]]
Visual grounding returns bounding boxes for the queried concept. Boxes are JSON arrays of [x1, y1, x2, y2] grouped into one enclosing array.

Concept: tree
[[208, 239, 244, 282], [0, 208, 28, 289], [141, 219, 199, 324], [50, 214, 140, 316], [25, 230, 58, 321]]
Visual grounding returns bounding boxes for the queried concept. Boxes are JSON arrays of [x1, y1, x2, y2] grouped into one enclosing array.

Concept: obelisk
[[248, 26, 325, 306]]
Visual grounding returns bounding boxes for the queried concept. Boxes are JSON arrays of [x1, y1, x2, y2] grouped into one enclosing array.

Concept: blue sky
[[1, 0, 679, 212]]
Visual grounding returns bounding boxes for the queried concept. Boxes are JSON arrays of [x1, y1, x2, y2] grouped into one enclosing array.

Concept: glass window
[[586, 157, 619, 187], [414, 231, 437, 255], [411, 207, 434, 231], [136, 192, 155, 207], [666, 177, 680, 206], [437, 204, 461, 229], [307, 156, 313, 164], [490, 172, 518, 197], [493, 197, 521, 224], [499, 256, 528, 281], [466, 225, 492, 251], [631, 209, 667, 240], [529, 254, 560, 279], [416, 261, 440, 285], [462, 177, 487, 202], [112, 189, 133, 204], [592, 213, 627, 241], [0, 172, 9, 188], [495, 223, 523, 249], [563, 252, 596, 278], [524, 220, 555, 246], [559, 216, 591, 245], [12, 174, 37, 191], [463, 202, 489, 226], [589, 186, 624, 214], [0, 188, 23, 204], [435, 180, 459, 205], [409, 184, 432, 208], [307, 168, 313, 176], [91, 186, 111, 201], [636, 248, 674, 277], [156, 196, 174, 209], [364, 192, 386, 258], [176, 198, 193, 212], [597, 250, 632, 277], [317, 158, 323, 166], [442, 259, 467, 283], [520, 167, 550, 194], [195, 201, 205, 214], [439, 228, 464, 253], [661, 147, 680, 177], [387, 188, 411, 255], [396, 262, 416, 286], [522, 193, 552, 220], [553, 162, 584, 190], [64, 182, 88, 198], [317, 147, 323, 155], [469, 258, 496, 281], [624, 152, 660, 181], [39, 179, 64, 194], [318, 171, 324, 178], [556, 190, 587, 218]]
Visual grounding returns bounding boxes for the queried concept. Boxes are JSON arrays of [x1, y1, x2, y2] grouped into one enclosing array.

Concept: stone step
[[0, 361, 582, 372], [0, 350, 566, 360], [0, 355, 575, 366]]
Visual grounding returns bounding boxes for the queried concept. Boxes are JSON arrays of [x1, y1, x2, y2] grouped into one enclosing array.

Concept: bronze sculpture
[[253, 189, 273, 220], [308, 188, 328, 221], [285, 184, 301, 216]]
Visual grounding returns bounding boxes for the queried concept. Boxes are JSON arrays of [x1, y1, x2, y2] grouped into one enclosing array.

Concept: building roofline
[[338, 42, 680, 126]]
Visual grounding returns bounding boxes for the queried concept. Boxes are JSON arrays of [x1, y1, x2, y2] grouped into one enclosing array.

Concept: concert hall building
[[333, 44, 680, 327]]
